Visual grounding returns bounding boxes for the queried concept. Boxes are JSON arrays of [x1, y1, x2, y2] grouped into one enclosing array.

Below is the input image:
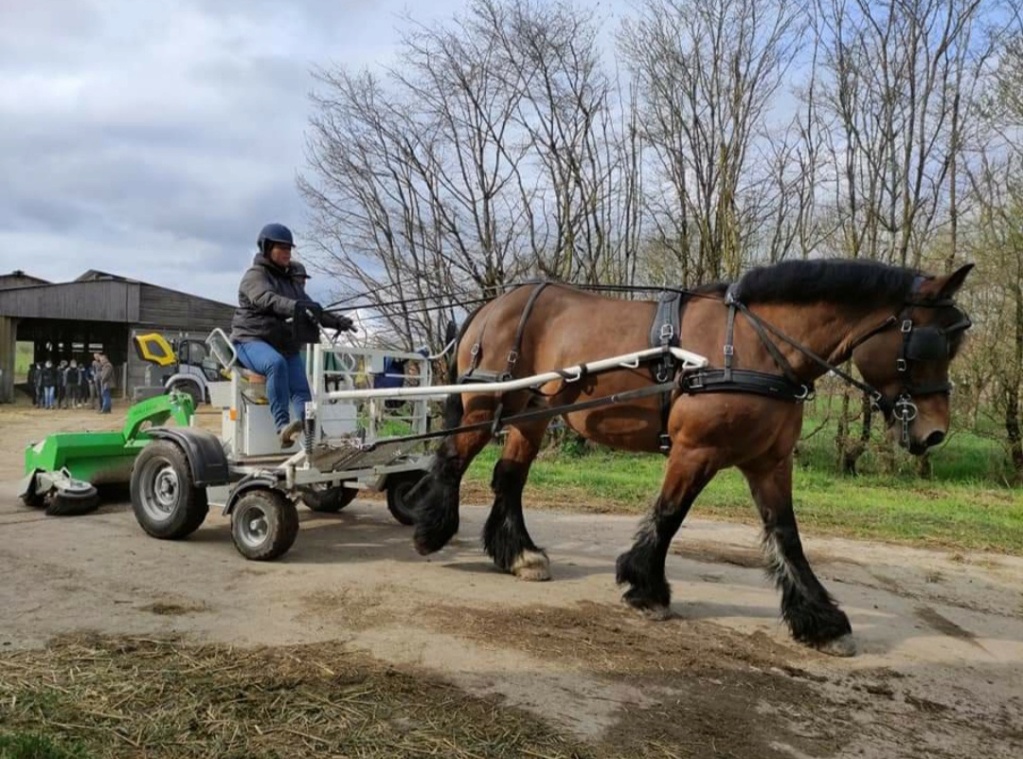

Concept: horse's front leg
[[742, 455, 856, 656], [410, 396, 493, 555], [483, 422, 550, 581], [616, 446, 718, 620]]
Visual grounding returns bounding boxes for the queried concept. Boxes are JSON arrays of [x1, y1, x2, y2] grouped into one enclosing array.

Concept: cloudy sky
[[0, 0, 469, 306]]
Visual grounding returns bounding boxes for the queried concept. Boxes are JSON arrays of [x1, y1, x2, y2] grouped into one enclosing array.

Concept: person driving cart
[[230, 223, 355, 448]]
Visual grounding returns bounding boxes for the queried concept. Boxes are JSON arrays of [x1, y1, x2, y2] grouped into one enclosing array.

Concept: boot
[[279, 419, 304, 448]]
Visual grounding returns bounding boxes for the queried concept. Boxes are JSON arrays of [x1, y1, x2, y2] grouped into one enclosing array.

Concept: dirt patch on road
[[427, 600, 841, 758], [426, 600, 1023, 759]]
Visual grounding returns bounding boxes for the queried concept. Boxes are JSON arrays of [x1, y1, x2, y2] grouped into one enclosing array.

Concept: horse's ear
[[937, 263, 974, 299], [921, 263, 974, 300]]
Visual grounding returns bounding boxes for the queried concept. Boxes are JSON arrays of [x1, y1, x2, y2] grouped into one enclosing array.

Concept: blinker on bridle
[[879, 276, 972, 443]]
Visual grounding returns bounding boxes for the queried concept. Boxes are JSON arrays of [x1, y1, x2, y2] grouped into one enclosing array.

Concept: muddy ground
[[1, 400, 1022, 757]]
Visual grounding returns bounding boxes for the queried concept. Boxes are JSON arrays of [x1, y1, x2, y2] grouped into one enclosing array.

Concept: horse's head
[[851, 264, 974, 455]]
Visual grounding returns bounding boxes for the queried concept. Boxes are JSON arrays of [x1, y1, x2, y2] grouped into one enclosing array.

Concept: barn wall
[[137, 285, 235, 332], [0, 316, 16, 403], [0, 282, 140, 322]]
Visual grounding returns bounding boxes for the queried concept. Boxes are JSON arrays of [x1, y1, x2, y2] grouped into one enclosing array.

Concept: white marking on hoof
[[511, 550, 551, 581], [620, 596, 673, 621], [817, 634, 857, 657], [638, 605, 673, 621]]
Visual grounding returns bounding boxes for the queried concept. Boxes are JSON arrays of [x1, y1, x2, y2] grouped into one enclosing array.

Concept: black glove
[[294, 300, 322, 322], [321, 311, 357, 333]]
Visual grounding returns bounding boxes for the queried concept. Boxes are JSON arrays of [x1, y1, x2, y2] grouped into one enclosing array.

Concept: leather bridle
[[720, 276, 972, 445]]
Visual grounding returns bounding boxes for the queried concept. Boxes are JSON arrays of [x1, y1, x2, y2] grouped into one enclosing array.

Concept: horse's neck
[[749, 301, 895, 381]]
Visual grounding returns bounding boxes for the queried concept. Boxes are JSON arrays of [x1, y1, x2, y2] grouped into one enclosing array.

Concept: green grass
[[14, 343, 33, 380], [0, 732, 91, 759], [462, 436, 1023, 555]]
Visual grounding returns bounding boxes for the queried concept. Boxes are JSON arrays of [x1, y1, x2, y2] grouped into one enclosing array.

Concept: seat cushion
[[239, 368, 266, 383]]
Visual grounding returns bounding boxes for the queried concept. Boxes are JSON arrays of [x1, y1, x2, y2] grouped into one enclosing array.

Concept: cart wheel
[[301, 482, 357, 513], [46, 482, 100, 517], [130, 439, 209, 539], [386, 471, 425, 526], [231, 489, 299, 561]]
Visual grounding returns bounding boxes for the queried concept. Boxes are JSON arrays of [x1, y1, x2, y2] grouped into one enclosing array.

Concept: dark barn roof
[[0, 270, 236, 330], [0, 270, 50, 290]]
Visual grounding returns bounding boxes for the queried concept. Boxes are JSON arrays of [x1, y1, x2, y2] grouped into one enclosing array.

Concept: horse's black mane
[[725, 258, 918, 307]]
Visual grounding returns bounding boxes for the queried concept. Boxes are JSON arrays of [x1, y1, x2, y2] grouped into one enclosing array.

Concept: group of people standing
[[27, 352, 115, 413]]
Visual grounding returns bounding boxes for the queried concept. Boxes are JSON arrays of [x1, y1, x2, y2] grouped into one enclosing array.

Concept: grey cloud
[[0, 0, 465, 304]]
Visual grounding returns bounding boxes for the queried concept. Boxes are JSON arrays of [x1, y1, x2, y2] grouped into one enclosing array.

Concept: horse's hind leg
[[616, 446, 718, 619], [742, 455, 855, 657], [410, 395, 493, 556], [483, 422, 550, 581]]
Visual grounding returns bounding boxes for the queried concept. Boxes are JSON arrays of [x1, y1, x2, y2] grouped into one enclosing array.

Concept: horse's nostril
[[925, 431, 946, 448]]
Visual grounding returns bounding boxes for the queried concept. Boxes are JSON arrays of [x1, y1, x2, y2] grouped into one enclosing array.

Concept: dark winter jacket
[[229, 254, 313, 356], [41, 365, 57, 387], [98, 360, 114, 391]]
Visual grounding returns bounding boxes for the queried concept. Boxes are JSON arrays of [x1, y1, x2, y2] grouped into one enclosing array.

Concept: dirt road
[[2, 403, 1022, 757]]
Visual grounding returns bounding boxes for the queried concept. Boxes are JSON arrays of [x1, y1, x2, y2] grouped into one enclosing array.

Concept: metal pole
[[316, 347, 709, 402]]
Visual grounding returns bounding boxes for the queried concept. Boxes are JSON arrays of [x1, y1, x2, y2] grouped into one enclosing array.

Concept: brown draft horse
[[406, 258, 974, 656]]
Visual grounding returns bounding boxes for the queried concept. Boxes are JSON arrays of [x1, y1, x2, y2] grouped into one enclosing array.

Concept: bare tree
[[621, 0, 803, 285], [478, 0, 642, 284], [805, 0, 993, 472], [300, 0, 640, 349]]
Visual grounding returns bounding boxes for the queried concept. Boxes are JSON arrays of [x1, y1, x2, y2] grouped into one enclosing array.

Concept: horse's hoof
[[511, 550, 551, 581], [638, 604, 673, 621], [621, 593, 672, 621], [817, 634, 857, 657]]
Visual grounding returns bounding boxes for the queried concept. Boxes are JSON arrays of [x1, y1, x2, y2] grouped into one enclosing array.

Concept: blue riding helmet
[[257, 223, 294, 254]]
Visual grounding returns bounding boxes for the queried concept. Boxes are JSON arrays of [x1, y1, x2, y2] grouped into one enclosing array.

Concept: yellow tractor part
[[132, 333, 177, 367]]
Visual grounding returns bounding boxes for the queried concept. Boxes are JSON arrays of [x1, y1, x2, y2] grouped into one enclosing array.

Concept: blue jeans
[[100, 388, 112, 413], [234, 341, 311, 431], [43, 386, 55, 408]]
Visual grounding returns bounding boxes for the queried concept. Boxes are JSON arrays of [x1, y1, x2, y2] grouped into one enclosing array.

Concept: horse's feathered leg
[[409, 394, 493, 555], [616, 446, 718, 619], [483, 422, 550, 581], [742, 455, 855, 656]]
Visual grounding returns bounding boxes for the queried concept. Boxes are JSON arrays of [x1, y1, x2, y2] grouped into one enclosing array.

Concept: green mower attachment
[[18, 391, 195, 516]]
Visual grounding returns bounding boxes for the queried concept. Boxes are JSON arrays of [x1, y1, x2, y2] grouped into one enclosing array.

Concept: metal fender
[[222, 473, 281, 516], [144, 427, 230, 486]]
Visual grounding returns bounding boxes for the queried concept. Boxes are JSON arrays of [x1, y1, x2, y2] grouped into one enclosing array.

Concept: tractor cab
[[132, 333, 226, 404]]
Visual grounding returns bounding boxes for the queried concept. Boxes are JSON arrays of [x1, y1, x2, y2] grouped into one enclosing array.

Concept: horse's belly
[[559, 372, 664, 454]]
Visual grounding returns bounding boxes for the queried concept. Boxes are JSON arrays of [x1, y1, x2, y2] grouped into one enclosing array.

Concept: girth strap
[[649, 291, 685, 454]]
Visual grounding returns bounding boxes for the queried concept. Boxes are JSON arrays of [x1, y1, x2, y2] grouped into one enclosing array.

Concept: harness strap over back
[[490, 282, 551, 433]]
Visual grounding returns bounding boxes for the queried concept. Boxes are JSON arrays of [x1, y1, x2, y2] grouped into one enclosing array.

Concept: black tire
[[168, 381, 203, 408], [386, 471, 425, 526], [130, 439, 209, 539], [301, 482, 357, 513], [230, 489, 299, 561], [46, 487, 101, 517]]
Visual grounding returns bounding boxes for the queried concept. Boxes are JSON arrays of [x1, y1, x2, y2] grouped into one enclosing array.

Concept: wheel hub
[[239, 509, 269, 548], [141, 460, 180, 521]]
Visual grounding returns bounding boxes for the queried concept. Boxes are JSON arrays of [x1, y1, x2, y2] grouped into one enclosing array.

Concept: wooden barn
[[0, 270, 236, 404]]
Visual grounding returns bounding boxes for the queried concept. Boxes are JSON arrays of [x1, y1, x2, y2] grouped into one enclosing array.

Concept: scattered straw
[[0, 633, 590, 759]]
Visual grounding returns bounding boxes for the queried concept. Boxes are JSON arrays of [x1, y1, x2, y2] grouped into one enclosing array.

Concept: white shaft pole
[[317, 347, 708, 402]]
